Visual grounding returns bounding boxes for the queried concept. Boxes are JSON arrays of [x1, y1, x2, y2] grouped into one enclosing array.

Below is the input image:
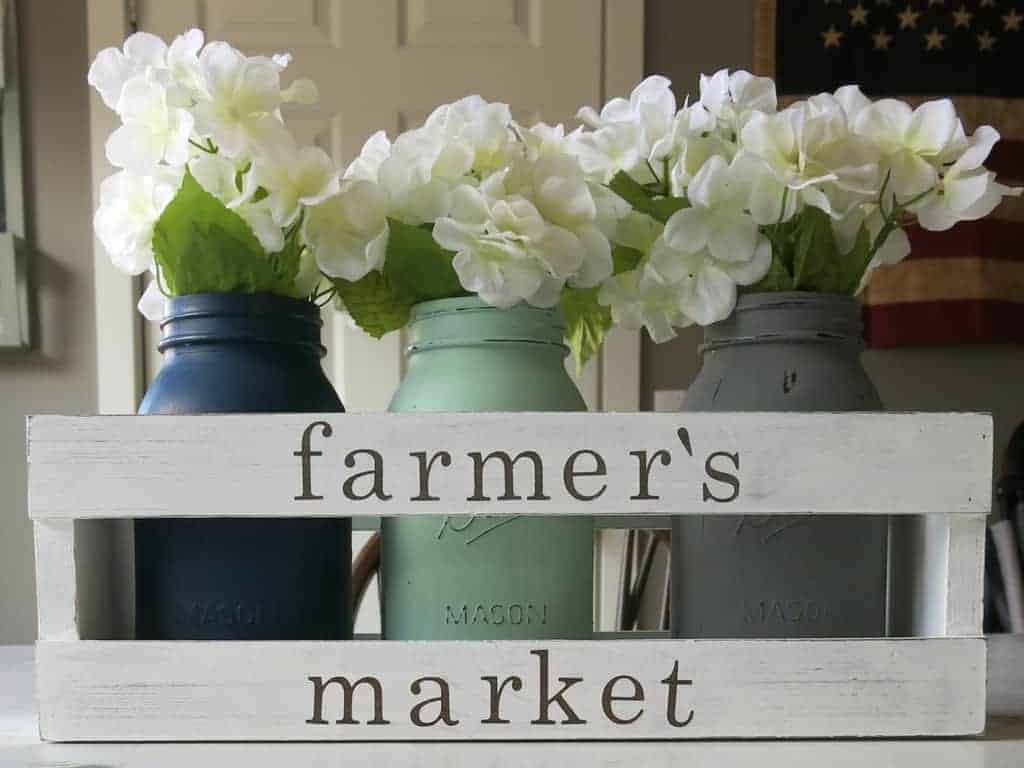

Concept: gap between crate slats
[[36, 637, 985, 742]]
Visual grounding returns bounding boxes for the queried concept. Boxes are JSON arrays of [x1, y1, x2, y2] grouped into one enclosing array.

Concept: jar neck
[[159, 292, 325, 358], [700, 292, 864, 354], [405, 297, 568, 356]]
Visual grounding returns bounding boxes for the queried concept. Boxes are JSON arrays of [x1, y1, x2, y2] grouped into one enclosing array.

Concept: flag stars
[[850, 2, 869, 25], [822, 24, 844, 47], [898, 4, 921, 29], [872, 27, 894, 49], [1004, 9, 1022, 32], [952, 5, 972, 28], [977, 29, 997, 50], [924, 26, 947, 50]]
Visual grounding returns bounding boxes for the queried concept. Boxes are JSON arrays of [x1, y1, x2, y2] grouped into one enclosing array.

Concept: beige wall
[[0, 0, 96, 644], [643, 0, 1024, 474]]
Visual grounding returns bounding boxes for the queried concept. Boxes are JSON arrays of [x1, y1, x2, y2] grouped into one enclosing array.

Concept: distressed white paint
[[27, 412, 992, 520], [10, 644, 1023, 762], [35, 638, 985, 742]]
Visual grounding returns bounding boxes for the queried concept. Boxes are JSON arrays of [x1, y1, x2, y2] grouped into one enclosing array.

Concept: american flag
[[755, 0, 1024, 346]]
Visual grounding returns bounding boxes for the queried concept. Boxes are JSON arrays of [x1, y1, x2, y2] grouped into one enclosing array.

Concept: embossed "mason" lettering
[[444, 603, 549, 626]]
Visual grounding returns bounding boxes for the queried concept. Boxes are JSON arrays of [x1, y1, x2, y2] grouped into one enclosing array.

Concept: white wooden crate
[[28, 412, 992, 741]]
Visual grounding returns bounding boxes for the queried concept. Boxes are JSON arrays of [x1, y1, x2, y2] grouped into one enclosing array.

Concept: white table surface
[[4, 642, 1024, 768]]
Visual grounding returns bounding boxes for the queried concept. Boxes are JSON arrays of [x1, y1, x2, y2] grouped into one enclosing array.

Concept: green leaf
[[152, 169, 295, 296], [331, 271, 410, 338], [612, 244, 643, 275], [837, 222, 874, 295], [560, 285, 612, 375], [749, 251, 794, 292], [383, 218, 466, 304], [790, 206, 843, 293], [267, 219, 307, 298], [608, 171, 687, 224]]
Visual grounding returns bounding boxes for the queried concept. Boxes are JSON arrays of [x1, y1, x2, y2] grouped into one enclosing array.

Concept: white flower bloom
[[520, 122, 568, 160], [699, 68, 777, 139], [105, 75, 194, 173], [423, 95, 515, 177], [853, 98, 960, 201], [87, 31, 168, 110], [598, 265, 687, 343], [188, 152, 243, 205], [236, 201, 285, 253], [191, 42, 286, 157], [494, 151, 614, 287], [137, 277, 168, 324], [344, 130, 391, 182], [578, 75, 676, 152], [834, 84, 871, 126], [913, 125, 1022, 231], [376, 130, 453, 224], [304, 180, 390, 282], [647, 162, 773, 326], [434, 184, 583, 308], [93, 168, 182, 275], [572, 75, 676, 183], [166, 28, 206, 102], [659, 154, 768, 268], [650, 102, 730, 194], [740, 94, 880, 220], [247, 137, 340, 227]]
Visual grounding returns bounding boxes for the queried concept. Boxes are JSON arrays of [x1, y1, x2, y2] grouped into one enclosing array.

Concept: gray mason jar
[[671, 292, 888, 638]]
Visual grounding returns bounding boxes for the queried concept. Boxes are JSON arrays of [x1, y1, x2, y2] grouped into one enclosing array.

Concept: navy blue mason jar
[[135, 292, 351, 640]]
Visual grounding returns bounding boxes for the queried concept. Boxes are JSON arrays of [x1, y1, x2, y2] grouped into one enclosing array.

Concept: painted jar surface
[[381, 297, 593, 640], [672, 292, 887, 638], [136, 292, 351, 640]]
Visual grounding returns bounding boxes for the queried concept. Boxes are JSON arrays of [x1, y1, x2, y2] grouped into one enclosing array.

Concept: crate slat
[[27, 412, 992, 519], [36, 637, 985, 741]]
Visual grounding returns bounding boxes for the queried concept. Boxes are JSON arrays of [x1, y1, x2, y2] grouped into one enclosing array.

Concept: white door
[[88, 0, 643, 632]]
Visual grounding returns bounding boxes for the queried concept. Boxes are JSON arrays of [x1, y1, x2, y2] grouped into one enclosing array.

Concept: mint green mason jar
[[381, 297, 594, 640]]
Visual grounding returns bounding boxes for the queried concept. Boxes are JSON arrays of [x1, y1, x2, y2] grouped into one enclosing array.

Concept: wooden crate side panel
[[33, 521, 77, 640], [28, 413, 993, 520], [36, 638, 985, 741], [946, 515, 986, 636]]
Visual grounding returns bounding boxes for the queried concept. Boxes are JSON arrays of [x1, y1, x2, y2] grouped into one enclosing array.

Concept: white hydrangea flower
[[434, 184, 584, 308], [699, 68, 777, 140], [658, 154, 769, 269], [304, 180, 390, 282], [520, 121, 569, 160], [650, 102, 729, 194], [913, 125, 1022, 231], [191, 42, 288, 158], [105, 75, 194, 173], [137, 277, 168, 324], [852, 98, 962, 202], [571, 75, 677, 182], [344, 130, 391, 182], [740, 94, 880, 220], [93, 168, 183, 275], [246, 133, 340, 227], [566, 121, 646, 183], [598, 265, 687, 343], [87, 31, 168, 110], [492, 151, 614, 288], [424, 95, 516, 177]]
